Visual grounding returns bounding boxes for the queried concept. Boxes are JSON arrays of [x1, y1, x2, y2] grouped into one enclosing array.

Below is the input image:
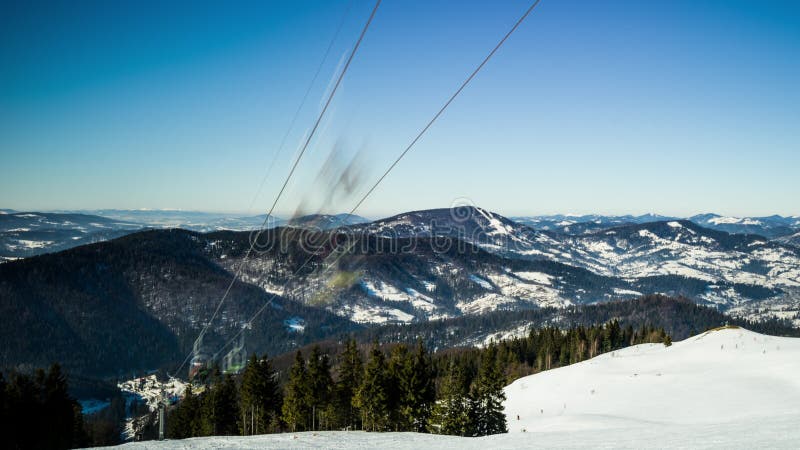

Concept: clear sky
[[2, 0, 798, 218]]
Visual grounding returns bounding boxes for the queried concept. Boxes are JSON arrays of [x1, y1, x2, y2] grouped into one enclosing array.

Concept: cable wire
[[173, 0, 382, 377], [206, 0, 543, 363], [245, 0, 354, 216]]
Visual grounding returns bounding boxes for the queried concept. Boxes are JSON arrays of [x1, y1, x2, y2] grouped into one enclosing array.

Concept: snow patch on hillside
[[513, 271, 553, 285], [469, 274, 493, 290]]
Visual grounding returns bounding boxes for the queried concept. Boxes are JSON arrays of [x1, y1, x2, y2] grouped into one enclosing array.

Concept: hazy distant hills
[[513, 213, 800, 239], [688, 213, 800, 238], [286, 213, 370, 229], [0, 211, 145, 262], [0, 210, 371, 261], [3, 207, 797, 263], [66, 209, 281, 232]]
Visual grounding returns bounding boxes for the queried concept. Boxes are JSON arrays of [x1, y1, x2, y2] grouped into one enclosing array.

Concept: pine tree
[[335, 338, 362, 430], [387, 344, 412, 430], [402, 341, 435, 432], [432, 359, 473, 436], [472, 343, 507, 436], [42, 364, 79, 448], [168, 383, 197, 438], [354, 343, 390, 431], [282, 351, 310, 431], [210, 374, 240, 435], [240, 353, 281, 434], [306, 346, 333, 430]]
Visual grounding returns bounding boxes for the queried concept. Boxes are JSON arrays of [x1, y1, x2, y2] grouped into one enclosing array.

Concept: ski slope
[[503, 326, 800, 444], [106, 327, 800, 449]]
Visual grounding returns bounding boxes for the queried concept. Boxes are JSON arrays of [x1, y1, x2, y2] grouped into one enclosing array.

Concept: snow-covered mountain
[[212, 218, 798, 328], [4, 207, 798, 327], [316, 208, 798, 325], [106, 327, 800, 449]]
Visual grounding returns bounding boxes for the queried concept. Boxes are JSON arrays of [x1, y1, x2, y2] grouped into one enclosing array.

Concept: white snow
[[457, 293, 515, 315], [613, 288, 643, 297], [16, 239, 54, 249], [505, 327, 800, 440], [666, 221, 682, 228], [360, 279, 441, 315], [283, 316, 305, 333], [341, 302, 415, 324], [708, 216, 763, 226], [468, 274, 493, 290], [513, 271, 552, 285]]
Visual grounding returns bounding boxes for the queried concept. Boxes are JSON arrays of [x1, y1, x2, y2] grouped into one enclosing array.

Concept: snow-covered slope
[[107, 327, 800, 449], [504, 327, 800, 433]]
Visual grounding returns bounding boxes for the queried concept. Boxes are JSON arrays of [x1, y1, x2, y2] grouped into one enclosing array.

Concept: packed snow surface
[[504, 327, 800, 435], [106, 328, 800, 449]]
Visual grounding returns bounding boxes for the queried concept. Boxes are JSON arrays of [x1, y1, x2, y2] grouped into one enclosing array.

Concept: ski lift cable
[[172, 0, 382, 378], [207, 0, 543, 364], [244, 0, 355, 216]]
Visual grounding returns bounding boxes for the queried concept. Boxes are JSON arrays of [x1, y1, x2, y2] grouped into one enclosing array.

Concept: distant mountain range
[[0, 211, 145, 262], [5, 209, 796, 263], [1, 207, 799, 379], [513, 213, 800, 239], [0, 210, 371, 261]]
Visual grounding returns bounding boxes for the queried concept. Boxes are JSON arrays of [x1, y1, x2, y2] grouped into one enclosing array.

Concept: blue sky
[[1, 0, 798, 218]]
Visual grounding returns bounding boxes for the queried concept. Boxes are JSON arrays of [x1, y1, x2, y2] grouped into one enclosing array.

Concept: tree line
[[166, 320, 669, 440], [0, 320, 672, 448]]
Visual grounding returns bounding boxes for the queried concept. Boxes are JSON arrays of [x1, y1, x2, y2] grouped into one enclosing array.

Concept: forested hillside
[[1, 225, 797, 380]]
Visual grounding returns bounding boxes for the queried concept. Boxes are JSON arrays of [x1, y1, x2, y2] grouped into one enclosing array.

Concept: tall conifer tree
[[335, 338, 363, 430], [354, 343, 389, 431], [282, 351, 310, 431], [472, 343, 507, 436]]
